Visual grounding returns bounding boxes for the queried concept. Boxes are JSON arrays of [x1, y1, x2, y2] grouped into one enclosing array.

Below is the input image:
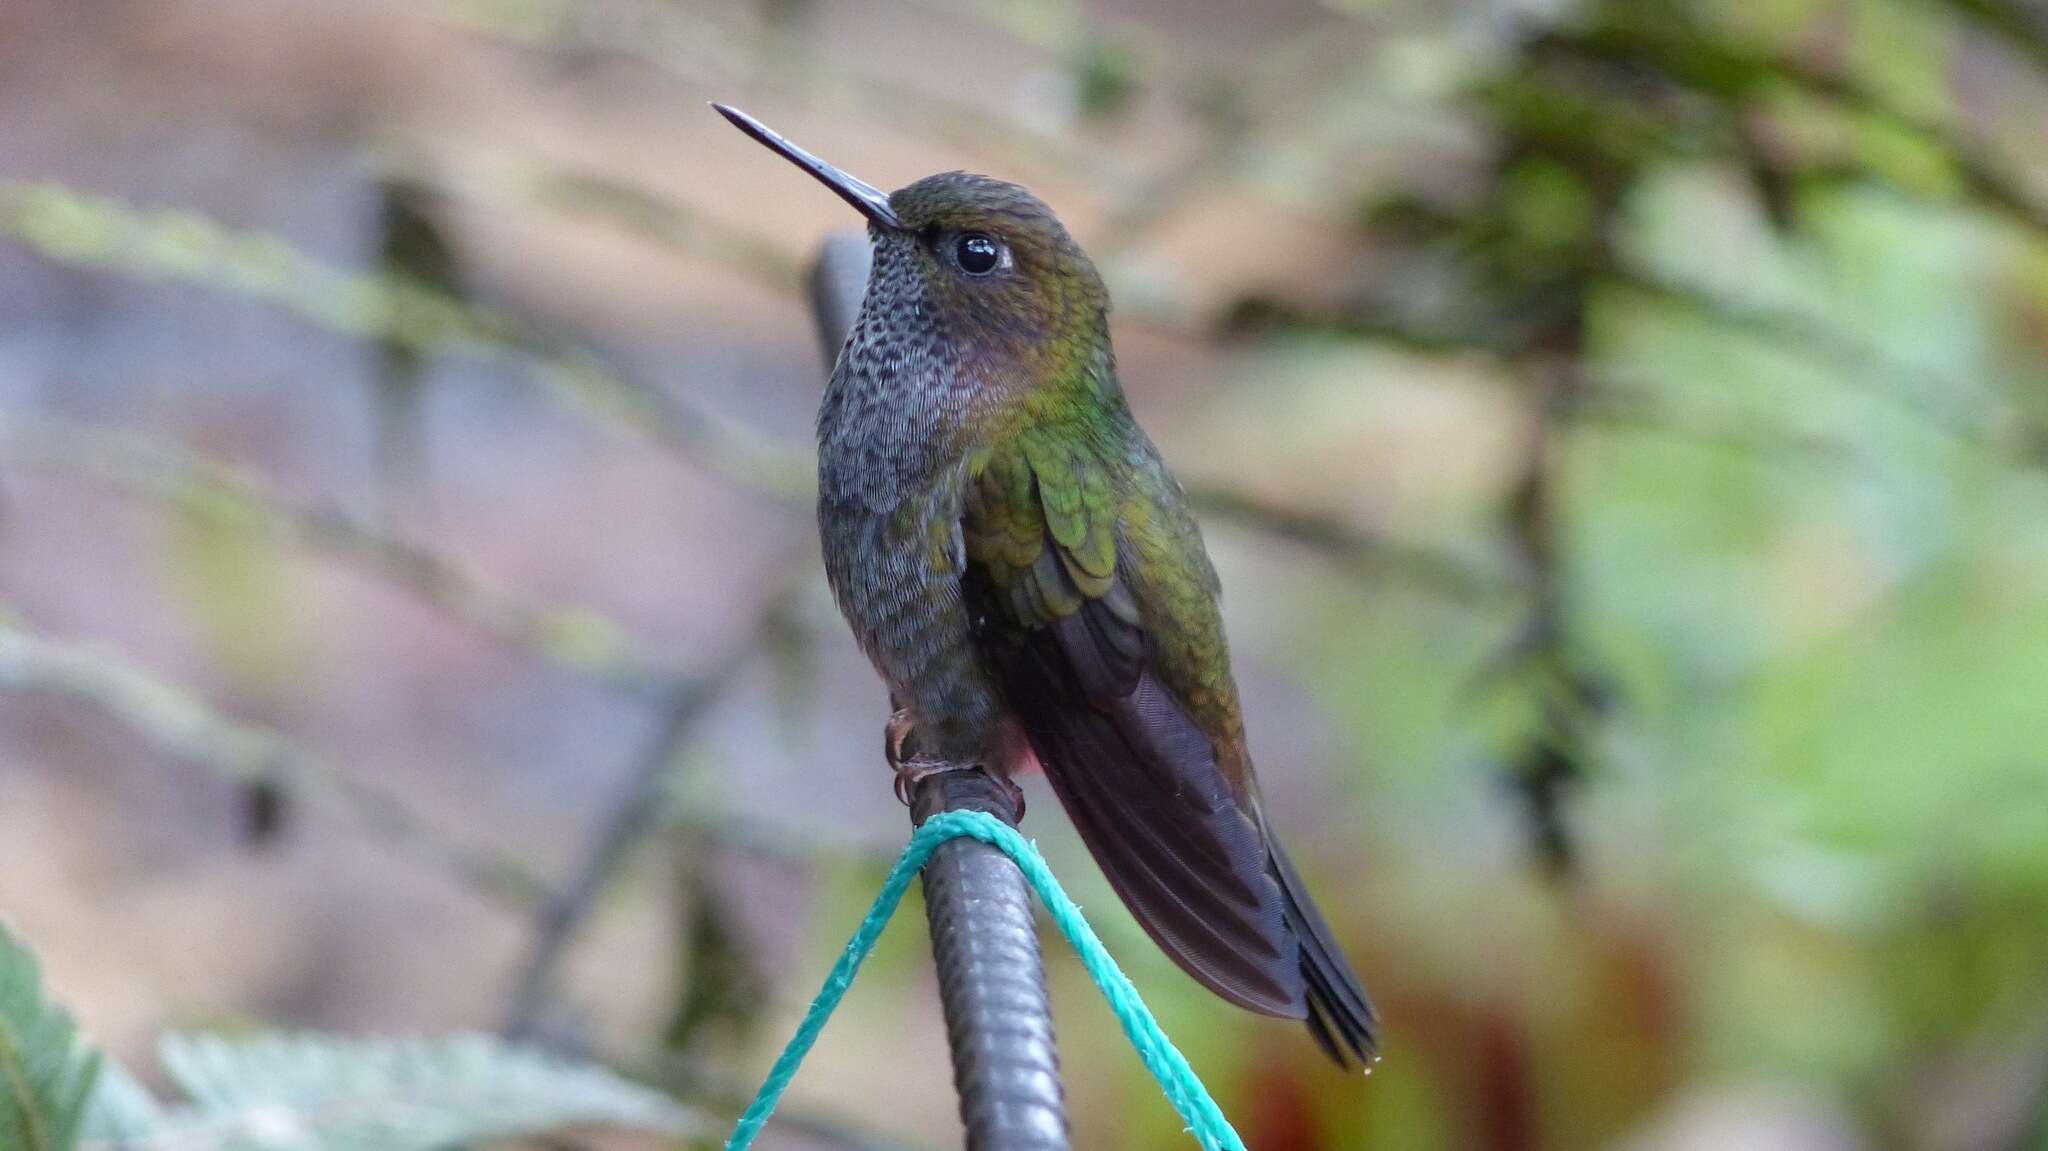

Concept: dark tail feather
[[1269, 836, 1380, 1069]]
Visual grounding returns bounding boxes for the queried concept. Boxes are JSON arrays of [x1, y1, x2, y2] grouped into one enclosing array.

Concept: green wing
[[961, 429, 1304, 1016]]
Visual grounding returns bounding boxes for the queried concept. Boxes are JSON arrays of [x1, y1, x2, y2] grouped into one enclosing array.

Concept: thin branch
[[500, 615, 781, 1040], [1773, 70, 2048, 239], [1609, 266, 2011, 448], [1248, 265, 2009, 453], [1086, 20, 1368, 261], [0, 618, 548, 909], [669, 808, 894, 873], [0, 415, 682, 696], [524, 167, 806, 293], [0, 180, 813, 505], [425, 0, 1117, 189], [901, 0, 1166, 70], [1575, 376, 1869, 466], [1942, 0, 2048, 86], [1553, 16, 2048, 238], [1181, 481, 1509, 606]]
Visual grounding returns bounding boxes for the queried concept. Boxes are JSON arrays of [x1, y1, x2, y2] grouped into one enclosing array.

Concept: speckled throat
[[817, 223, 1006, 764]]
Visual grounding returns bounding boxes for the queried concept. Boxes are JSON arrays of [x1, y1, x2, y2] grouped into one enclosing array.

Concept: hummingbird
[[716, 104, 1378, 1068]]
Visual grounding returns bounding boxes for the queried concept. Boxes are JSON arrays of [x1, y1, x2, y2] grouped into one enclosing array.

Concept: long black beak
[[713, 104, 901, 230]]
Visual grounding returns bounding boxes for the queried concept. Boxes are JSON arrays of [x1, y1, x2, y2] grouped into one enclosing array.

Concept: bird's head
[[715, 104, 1110, 383]]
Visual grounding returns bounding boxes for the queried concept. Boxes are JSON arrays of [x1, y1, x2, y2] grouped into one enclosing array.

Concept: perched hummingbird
[[716, 104, 1378, 1067]]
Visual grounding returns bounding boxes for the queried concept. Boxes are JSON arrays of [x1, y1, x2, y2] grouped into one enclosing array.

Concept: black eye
[[954, 232, 1002, 275]]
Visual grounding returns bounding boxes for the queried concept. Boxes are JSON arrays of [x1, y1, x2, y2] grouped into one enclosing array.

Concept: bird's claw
[[892, 757, 963, 807], [885, 708, 918, 770], [883, 710, 1025, 817], [892, 762, 1028, 818]]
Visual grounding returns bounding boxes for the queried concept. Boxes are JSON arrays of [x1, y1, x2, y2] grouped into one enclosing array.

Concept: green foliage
[[1068, 34, 1141, 120], [114, 1032, 710, 1151], [75, 1033, 716, 1151], [0, 917, 710, 1151], [0, 923, 100, 1151]]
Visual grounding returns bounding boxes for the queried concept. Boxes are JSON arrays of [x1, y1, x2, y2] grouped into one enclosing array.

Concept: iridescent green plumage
[[716, 104, 1378, 1067], [964, 428, 1236, 743]]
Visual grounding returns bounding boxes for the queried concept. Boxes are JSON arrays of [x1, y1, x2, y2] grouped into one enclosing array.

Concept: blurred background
[[4, 0, 2048, 1147]]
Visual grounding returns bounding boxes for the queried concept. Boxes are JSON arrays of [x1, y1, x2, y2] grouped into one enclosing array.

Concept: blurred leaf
[[1068, 33, 1140, 121], [105, 1032, 712, 1151], [80, 1059, 167, 1145], [0, 920, 100, 1151], [1502, 159, 1600, 255]]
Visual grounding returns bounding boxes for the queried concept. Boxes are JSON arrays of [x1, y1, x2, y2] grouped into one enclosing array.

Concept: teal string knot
[[725, 807, 1247, 1151]]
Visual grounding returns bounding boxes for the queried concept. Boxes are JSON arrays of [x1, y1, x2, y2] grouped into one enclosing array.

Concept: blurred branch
[[0, 180, 814, 504], [1358, 186, 2011, 446], [1496, 357, 1602, 878], [502, 575, 806, 1042], [0, 178, 511, 373], [1812, 83, 2048, 238], [904, 0, 1164, 67], [1551, 13, 2048, 238], [0, 415, 682, 696], [670, 808, 894, 874], [501, 683, 724, 1042], [1182, 481, 1509, 605], [1576, 376, 1869, 466], [427, 0, 1117, 187], [0, 617, 549, 909], [1940, 0, 2048, 85], [522, 167, 807, 292], [1612, 268, 2010, 448], [1087, 21, 1366, 260], [1255, 269, 2008, 453]]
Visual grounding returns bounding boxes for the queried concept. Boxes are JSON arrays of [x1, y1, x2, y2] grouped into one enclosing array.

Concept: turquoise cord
[[725, 808, 1247, 1151]]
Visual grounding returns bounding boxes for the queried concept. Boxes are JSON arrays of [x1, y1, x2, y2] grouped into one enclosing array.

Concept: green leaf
[[0, 921, 101, 1151], [129, 1032, 709, 1151]]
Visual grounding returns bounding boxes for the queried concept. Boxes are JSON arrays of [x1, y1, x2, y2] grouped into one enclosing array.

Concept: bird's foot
[[883, 710, 1025, 817], [892, 762, 1028, 819], [884, 708, 919, 770], [889, 757, 970, 807]]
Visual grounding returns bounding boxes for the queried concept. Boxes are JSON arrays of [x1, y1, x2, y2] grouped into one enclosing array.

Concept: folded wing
[[962, 435, 1305, 1017]]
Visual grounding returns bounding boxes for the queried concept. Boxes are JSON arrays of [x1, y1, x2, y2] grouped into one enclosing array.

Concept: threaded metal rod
[[808, 234, 1072, 1151], [913, 773, 1071, 1151]]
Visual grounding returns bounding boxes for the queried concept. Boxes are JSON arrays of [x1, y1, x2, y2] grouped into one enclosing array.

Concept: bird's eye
[[953, 232, 1004, 276]]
